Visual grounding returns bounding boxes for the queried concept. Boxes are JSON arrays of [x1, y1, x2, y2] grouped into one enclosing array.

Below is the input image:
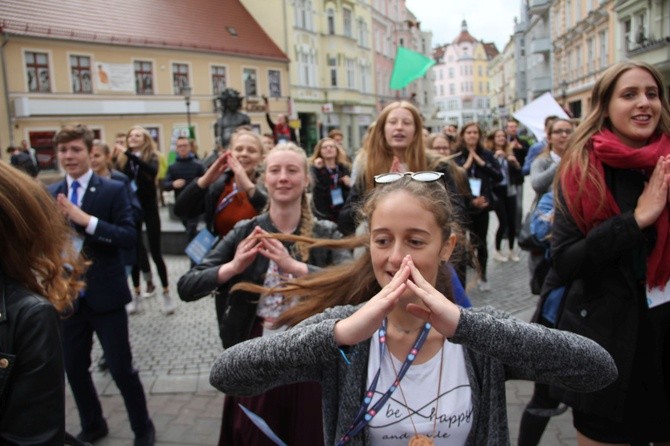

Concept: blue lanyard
[[215, 183, 239, 215], [336, 319, 431, 445]]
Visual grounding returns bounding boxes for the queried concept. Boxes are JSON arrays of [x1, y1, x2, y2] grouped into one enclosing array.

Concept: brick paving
[[66, 185, 578, 445]]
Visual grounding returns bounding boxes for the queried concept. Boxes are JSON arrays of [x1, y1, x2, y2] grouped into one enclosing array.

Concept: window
[[28, 130, 56, 170], [243, 68, 257, 96], [345, 58, 355, 89], [566, 0, 572, 28], [478, 66, 483, 76], [623, 18, 632, 51], [25, 51, 50, 92], [575, 0, 582, 20], [360, 63, 370, 93], [598, 30, 608, 70], [295, 0, 313, 30], [587, 38, 594, 73], [343, 9, 352, 37], [439, 85, 444, 96], [172, 63, 189, 95], [448, 67, 454, 78], [575, 46, 582, 77], [327, 8, 335, 34], [636, 12, 647, 45], [134, 60, 154, 95], [211, 65, 227, 95], [358, 19, 368, 47], [329, 56, 338, 87], [449, 83, 455, 95], [268, 69, 281, 97], [70, 55, 92, 94]]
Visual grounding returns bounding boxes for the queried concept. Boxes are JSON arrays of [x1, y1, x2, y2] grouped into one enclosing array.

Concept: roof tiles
[[0, 0, 288, 62]]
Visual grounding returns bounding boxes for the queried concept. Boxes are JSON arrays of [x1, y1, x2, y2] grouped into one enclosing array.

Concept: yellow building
[[241, 0, 376, 154], [0, 0, 289, 178]]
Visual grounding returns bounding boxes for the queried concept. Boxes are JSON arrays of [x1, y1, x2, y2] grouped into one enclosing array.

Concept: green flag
[[390, 46, 436, 90]]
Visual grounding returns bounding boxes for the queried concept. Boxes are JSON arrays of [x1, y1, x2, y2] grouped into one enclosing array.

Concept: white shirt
[[366, 331, 473, 445], [66, 169, 98, 234]]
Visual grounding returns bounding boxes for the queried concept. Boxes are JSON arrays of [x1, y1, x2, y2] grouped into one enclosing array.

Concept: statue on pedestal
[[215, 88, 250, 148]]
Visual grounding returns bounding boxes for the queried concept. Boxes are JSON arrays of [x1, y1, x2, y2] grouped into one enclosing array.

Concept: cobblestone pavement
[[66, 186, 577, 445]]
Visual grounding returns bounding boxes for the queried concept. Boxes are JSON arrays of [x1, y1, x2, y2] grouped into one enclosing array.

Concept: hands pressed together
[[333, 255, 461, 347], [217, 226, 308, 283], [634, 155, 670, 229]]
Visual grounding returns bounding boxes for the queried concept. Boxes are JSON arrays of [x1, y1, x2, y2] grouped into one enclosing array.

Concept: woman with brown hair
[[454, 122, 503, 291], [337, 101, 468, 241], [209, 174, 616, 445], [485, 129, 521, 262], [552, 61, 670, 444], [113, 126, 174, 314], [309, 137, 352, 222], [0, 162, 84, 443]]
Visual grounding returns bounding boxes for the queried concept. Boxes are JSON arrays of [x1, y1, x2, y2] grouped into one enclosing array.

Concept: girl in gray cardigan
[[211, 175, 617, 445]]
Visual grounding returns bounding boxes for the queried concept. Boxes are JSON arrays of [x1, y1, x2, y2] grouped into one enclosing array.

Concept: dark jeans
[[62, 300, 151, 436], [132, 200, 168, 288], [469, 211, 490, 281], [493, 189, 518, 250]]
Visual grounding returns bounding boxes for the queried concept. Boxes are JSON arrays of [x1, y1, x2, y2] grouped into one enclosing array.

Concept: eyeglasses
[[551, 129, 573, 136], [374, 171, 445, 184]]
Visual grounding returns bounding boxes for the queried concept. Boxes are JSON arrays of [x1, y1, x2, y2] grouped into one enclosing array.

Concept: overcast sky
[[405, 0, 521, 52]]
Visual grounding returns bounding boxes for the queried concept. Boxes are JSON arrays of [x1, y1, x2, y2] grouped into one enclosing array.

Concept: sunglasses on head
[[374, 171, 445, 185]]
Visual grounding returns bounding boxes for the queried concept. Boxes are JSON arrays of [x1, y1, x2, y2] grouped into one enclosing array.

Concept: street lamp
[[181, 84, 192, 133]]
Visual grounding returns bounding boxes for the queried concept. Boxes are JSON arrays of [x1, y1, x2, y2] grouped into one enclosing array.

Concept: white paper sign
[[646, 281, 670, 309]]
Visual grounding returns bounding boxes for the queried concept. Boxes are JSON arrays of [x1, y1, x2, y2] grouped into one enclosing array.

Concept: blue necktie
[[70, 180, 80, 206]]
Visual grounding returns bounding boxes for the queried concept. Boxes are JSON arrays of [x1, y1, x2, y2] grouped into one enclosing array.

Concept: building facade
[[550, 0, 617, 118], [241, 0, 377, 154], [615, 0, 670, 95], [0, 0, 290, 178], [433, 21, 498, 129]]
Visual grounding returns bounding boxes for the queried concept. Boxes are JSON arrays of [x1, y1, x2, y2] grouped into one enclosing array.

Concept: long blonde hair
[[0, 162, 85, 312], [556, 61, 670, 217], [116, 126, 160, 170]]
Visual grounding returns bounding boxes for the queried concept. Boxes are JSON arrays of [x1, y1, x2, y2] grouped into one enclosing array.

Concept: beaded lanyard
[[336, 319, 432, 445]]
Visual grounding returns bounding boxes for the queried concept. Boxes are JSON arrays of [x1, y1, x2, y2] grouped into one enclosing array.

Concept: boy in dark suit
[[50, 124, 155, 445]]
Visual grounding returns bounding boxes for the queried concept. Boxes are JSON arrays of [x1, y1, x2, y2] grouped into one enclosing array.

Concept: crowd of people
[[1, 60, 668, 446]]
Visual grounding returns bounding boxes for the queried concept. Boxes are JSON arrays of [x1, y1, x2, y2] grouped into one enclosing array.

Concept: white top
[[367, 331, 473, 445]]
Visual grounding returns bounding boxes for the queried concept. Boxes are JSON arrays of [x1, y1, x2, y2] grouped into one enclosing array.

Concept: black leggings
[[469, 211, 490, 281], [132, 199, 168, 289], [493, 190, 518, 251]]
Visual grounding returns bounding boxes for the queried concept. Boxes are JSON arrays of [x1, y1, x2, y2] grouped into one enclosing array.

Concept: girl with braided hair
[[178, 142, 351, 445]]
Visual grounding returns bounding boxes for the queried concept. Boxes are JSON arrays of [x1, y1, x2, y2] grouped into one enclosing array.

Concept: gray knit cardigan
[[210, 305, 617, 445]]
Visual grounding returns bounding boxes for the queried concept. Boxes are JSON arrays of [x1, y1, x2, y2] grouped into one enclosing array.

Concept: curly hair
[[0, 162, 85, 312]]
